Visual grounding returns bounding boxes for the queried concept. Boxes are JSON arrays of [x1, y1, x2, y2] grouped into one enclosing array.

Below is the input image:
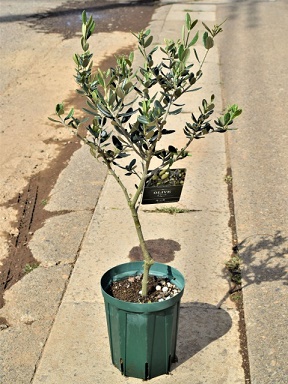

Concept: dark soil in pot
[[108, 274, 181, 303]]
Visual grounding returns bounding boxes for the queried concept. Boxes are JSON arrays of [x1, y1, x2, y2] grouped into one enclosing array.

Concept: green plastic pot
[[101, 261, 185, 380]]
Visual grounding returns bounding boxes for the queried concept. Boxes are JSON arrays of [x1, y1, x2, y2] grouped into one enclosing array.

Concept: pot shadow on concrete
[[175, 302, 232, 367], [237, 230, 288, 288]]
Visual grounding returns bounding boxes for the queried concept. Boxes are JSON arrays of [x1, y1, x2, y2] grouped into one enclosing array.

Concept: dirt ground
[[0, 0, 159, 308]]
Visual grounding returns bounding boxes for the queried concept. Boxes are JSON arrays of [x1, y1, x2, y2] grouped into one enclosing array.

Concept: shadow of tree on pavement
[[238, 230, 288, 288]]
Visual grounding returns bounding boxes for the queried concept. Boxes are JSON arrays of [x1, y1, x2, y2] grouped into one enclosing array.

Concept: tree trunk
[[130, 205, 154, 296]]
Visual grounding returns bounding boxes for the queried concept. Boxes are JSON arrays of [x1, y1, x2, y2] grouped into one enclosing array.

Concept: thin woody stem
[[130, 204, 154, 296]]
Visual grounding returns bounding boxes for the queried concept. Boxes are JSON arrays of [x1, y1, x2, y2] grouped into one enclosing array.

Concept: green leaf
[[67, 108, 74, 118], [174, 88, 182, 98], [81, 37, 86, 50], [182, 25, 185, 43], [215, 118, 224, 127], [123, 81, 133, 92], [182, 48, 190, 63], [143, 29, 151, 37], [149, 46, 158, 56], [82, 57, 90, 67], [191, 19, 198, 30], [154, 100, 164, 113], [224, 112, 231, 125], [205, 36, 214, 50], [73, 54, 79, 65], [233, 109, 242, 118], [80, 117, 89, 125], [119, 107, 135, 118], [116, 87, 125, 99], [97, 103, 112, 118], [127, 159, 136, 171], [48, 117, 61, 123], [178, 44, 184, 60], [202, 22, 212, 35], [82, 10, 87, 24], [82, 23, 87, 38], [56, 103, 64, 116], [130, 159, 136, 167], [169, 107, 182, 115], [203, 31, 208, 47], [137, 115, 149, 125], [189, 74, 196, 85], [206, 103, 215, 112], [86, 100, 97, 110], [116, 152, 130, 159], [228, 104, 242, 119], [87, 15, 95, 30], [88, 19, 96, 36], [194, 48, 200, 63], [112, 135, 123, 150], [168, 145, 177, 153], [82, 107, 97, 116], [145, 130, 154, 139], [162, 129, 175, 135], [97, 70, 105, 87], [144, 35, 153, 48], [185, 13, 191, 30], [188, 31, 199, 47]]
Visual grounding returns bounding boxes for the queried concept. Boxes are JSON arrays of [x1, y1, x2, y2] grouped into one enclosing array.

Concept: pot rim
[[101, 261, 185, 313]]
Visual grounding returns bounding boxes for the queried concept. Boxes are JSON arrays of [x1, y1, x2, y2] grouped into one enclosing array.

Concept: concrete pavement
[[1, 1, 287, 383], [217, 0, 288, 383]]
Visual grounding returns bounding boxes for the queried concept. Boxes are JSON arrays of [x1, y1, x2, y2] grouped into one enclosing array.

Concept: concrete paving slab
[[0, 320, 56, 384], [29, 211, 94, 267], [0, 264, 71, 326], [45, 146, 107, 212], [0, 265, 72, 384]]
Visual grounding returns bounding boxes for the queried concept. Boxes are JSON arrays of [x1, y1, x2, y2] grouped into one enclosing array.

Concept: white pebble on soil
[[156, 285, 161, 291]]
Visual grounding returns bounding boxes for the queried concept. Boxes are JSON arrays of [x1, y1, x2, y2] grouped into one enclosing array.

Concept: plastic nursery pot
[[101, 261, 185, 380], [142, 168, 186, 205]]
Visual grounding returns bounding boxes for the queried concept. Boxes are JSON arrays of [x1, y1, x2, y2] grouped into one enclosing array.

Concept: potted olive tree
[[50, 11, 241, 380]]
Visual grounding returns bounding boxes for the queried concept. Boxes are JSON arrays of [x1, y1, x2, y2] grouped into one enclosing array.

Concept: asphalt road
[[218, 0, 288, 382]]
